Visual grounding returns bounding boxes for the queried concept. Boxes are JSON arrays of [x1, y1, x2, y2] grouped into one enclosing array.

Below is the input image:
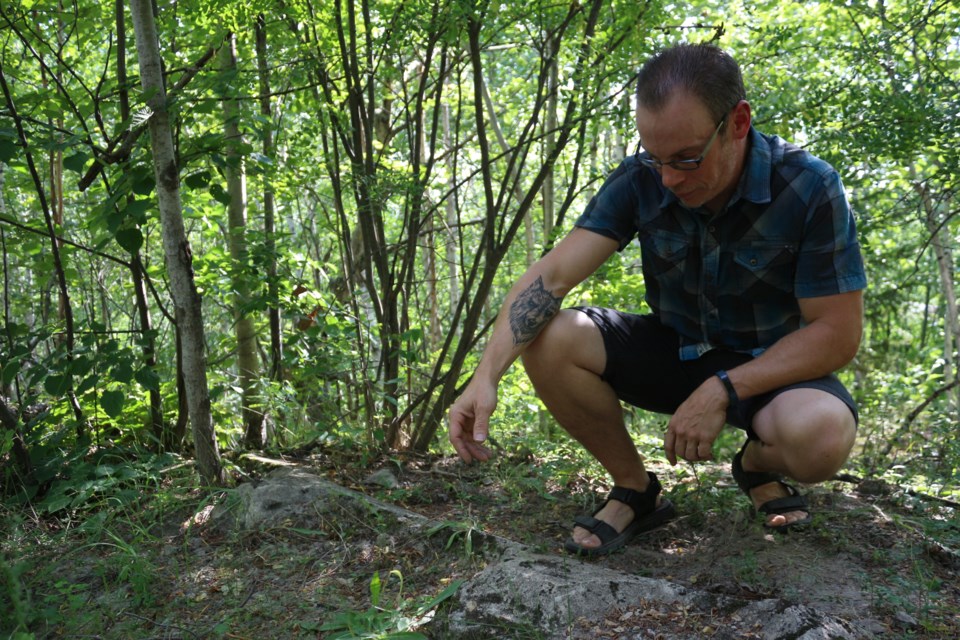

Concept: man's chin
[[674, 192, 704, 207]]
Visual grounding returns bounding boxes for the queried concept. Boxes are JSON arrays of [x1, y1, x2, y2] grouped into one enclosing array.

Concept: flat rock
[[210, 466, 873, 639]]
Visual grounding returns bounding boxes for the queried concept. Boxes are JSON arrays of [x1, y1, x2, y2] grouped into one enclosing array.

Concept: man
[[448, 43, 866, 556]]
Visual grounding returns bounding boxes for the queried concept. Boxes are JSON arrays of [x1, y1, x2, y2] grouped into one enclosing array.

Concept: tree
[[219, 32, 264, 448], [128, 0, 224, 484]]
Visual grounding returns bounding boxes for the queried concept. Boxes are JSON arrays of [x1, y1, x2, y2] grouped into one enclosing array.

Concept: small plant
[[426, 520, 482, 556], [1, 552, 31, 637], [318, 570, 462, 639]]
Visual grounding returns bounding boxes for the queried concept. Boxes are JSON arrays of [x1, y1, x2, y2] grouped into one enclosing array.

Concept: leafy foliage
[[0, 0, 957, 521]]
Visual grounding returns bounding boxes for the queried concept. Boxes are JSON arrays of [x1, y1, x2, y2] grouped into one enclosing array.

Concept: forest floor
[[4, 440, 960, 639]]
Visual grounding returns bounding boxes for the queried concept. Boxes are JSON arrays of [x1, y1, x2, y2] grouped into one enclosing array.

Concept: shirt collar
[[656, 126, 772, 209]]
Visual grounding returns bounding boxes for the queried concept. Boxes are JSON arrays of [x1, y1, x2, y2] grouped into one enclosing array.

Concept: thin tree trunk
[[442, 102, 460, 327], [220, 33, 264, 448], [129, 0, 224, 484], [915, 174, 960, 415], [0, 59, 85, 432], [117, 0, 164, 446], [255, 14, 282, 383], [542, 33, 558, 246]]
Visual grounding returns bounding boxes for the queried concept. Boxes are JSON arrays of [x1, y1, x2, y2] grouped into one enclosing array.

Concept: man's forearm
[[508, 275, 563, 345], [729, 321, 860, 403]]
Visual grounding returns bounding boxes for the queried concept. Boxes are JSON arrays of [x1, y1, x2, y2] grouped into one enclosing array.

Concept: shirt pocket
[[643, 230, 690, 273], [732, 241, 798, 297]]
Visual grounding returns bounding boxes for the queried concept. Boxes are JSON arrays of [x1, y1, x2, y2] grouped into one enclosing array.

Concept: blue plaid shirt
[[575, 127, 867, 360]]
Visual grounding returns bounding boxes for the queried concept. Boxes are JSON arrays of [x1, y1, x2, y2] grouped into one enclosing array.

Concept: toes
[[571, 526, 599, 548], [765, 510, 808, 528]]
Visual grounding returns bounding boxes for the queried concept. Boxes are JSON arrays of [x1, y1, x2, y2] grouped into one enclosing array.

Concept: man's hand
[[448, 380, 497, 463], [664, 375, 729, 465]]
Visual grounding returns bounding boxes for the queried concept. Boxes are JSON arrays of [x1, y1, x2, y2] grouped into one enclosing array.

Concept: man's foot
[[564, 473, 676, 556], [732, 441, 812, 531]]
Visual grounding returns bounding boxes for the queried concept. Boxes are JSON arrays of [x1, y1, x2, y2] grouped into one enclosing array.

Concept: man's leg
[[521, 309, 654, 550], [742, 388, 857, 526]]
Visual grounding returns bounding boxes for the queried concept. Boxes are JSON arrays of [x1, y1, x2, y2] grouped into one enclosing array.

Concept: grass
[[2, 433, 959, 638]]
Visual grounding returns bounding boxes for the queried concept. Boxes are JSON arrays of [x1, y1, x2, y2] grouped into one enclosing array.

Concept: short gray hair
[[636, 44, 746, 125]]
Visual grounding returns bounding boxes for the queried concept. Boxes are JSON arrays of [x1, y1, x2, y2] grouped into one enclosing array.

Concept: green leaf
[[116, 227, 144, 254], [76, 373, 99, 395], [123, 199, 152, 224], [100, 390, 124, 418], [2, 359, 21, 386], [184, 170, 211, 189], [111, 360, 134, 384], [63, 152, 90, 174], [43, 374, 71, 396], [132, 172, 155, 196], [209, 183, 231, 205], [0, 137, 19, 164], [134, 366, 160, 392], [369, 571, 382, 607]]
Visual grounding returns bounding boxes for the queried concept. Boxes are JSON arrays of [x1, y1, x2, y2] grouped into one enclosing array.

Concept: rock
[[211, 467, 333, 530], [856, 479, 891, 496], [447, 550, 864, 639], [448, 549, 709, 638], [893, 610, 919, 628], [364, 468, 399, 489], [206, 467, 874, 639]]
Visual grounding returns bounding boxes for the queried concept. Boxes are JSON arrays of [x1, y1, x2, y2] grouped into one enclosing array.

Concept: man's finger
[[663, 430, 678, 466], [698, 440, 713, 461]]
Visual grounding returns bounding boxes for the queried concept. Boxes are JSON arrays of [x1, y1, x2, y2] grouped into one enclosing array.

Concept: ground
[[3, 441, 959, 639]]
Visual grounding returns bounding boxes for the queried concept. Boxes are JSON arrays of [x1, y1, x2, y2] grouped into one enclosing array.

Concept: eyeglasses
[[635, 115, 727, 172]]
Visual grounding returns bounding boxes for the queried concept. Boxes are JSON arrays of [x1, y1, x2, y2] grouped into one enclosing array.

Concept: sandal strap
[[572, 515, 619, 544], [732, 441, 783, 493], [607, 472, 662, 516], [758, 485, 808, 516]]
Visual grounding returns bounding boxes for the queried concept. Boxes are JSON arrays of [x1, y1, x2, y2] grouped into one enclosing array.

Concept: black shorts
[[573, 307, 858, 440]]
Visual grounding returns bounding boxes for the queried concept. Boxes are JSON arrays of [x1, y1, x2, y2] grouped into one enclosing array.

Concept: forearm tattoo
[[509, 276, 562, 345]]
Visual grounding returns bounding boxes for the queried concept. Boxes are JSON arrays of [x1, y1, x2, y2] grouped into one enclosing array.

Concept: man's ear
[[730, 100, 752, 140]]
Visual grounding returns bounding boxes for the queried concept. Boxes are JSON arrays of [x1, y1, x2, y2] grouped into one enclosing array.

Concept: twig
[[120, 610, 199, 639]]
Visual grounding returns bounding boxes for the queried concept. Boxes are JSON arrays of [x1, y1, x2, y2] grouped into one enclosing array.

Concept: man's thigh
[[572, 307, 858, 439], [571, 307, 751, 415]]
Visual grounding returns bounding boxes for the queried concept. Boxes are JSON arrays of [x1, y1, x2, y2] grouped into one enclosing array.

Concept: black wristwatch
[[715, 369, 739, 408]]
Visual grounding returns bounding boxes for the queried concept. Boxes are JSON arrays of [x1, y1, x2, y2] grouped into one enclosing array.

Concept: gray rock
[[364, 467, 400, 489], [213, 467, 332, 530], [208, 466, 872, 640]]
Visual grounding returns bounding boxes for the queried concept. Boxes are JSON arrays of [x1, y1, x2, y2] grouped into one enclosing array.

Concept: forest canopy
[[0, 0, 958, 505]]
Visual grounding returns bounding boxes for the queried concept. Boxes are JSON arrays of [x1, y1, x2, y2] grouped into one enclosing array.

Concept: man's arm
[[448, 228, 619, 463], [664, 289, 864, 464]]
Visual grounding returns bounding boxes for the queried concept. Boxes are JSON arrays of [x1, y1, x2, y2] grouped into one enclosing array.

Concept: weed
[[318, 570, 462, 639], [427, 520, 482, 556], [0, 552, 30, 636]]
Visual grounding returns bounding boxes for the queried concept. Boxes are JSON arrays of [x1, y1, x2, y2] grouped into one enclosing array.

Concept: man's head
[[636, 43, 746, 126], [634, 44, 751, 212]]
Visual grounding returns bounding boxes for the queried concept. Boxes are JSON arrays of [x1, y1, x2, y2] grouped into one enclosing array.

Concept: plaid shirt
[[575, 127, 867, 360]]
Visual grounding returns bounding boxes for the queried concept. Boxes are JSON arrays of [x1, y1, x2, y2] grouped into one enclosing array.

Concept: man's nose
[[660, 165, 686, 189]]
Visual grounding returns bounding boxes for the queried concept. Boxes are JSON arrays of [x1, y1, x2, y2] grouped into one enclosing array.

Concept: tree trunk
[[129, 0, 224, 484], [442, 102, 460, 328], [220, 33, 264, 448], [255, 14, 283, 384], [0, 53, 85, 432], [116, 0, 164, 446], [915, 174, 960, 415]]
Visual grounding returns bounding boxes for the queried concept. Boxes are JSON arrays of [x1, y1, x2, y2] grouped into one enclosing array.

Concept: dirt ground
[[8, 444, 960, 639]]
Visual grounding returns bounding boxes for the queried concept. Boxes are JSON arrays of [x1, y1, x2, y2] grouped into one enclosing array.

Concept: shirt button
[[750, 258, 758, 266]]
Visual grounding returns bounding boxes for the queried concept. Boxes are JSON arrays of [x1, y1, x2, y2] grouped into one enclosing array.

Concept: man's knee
[[755, 390, 857, 482], [521, 309, 605, 376]]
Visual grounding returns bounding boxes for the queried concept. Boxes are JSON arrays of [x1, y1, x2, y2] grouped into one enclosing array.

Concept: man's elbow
[[833, 325, 863, 369]]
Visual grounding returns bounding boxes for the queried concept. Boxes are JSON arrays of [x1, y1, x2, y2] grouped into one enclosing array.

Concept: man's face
[[635, 91, 741, 212]]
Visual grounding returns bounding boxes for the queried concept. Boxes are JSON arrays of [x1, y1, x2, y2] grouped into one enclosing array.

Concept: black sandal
[[564, 472, 675, 557], [732, 440, 812, 531]]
